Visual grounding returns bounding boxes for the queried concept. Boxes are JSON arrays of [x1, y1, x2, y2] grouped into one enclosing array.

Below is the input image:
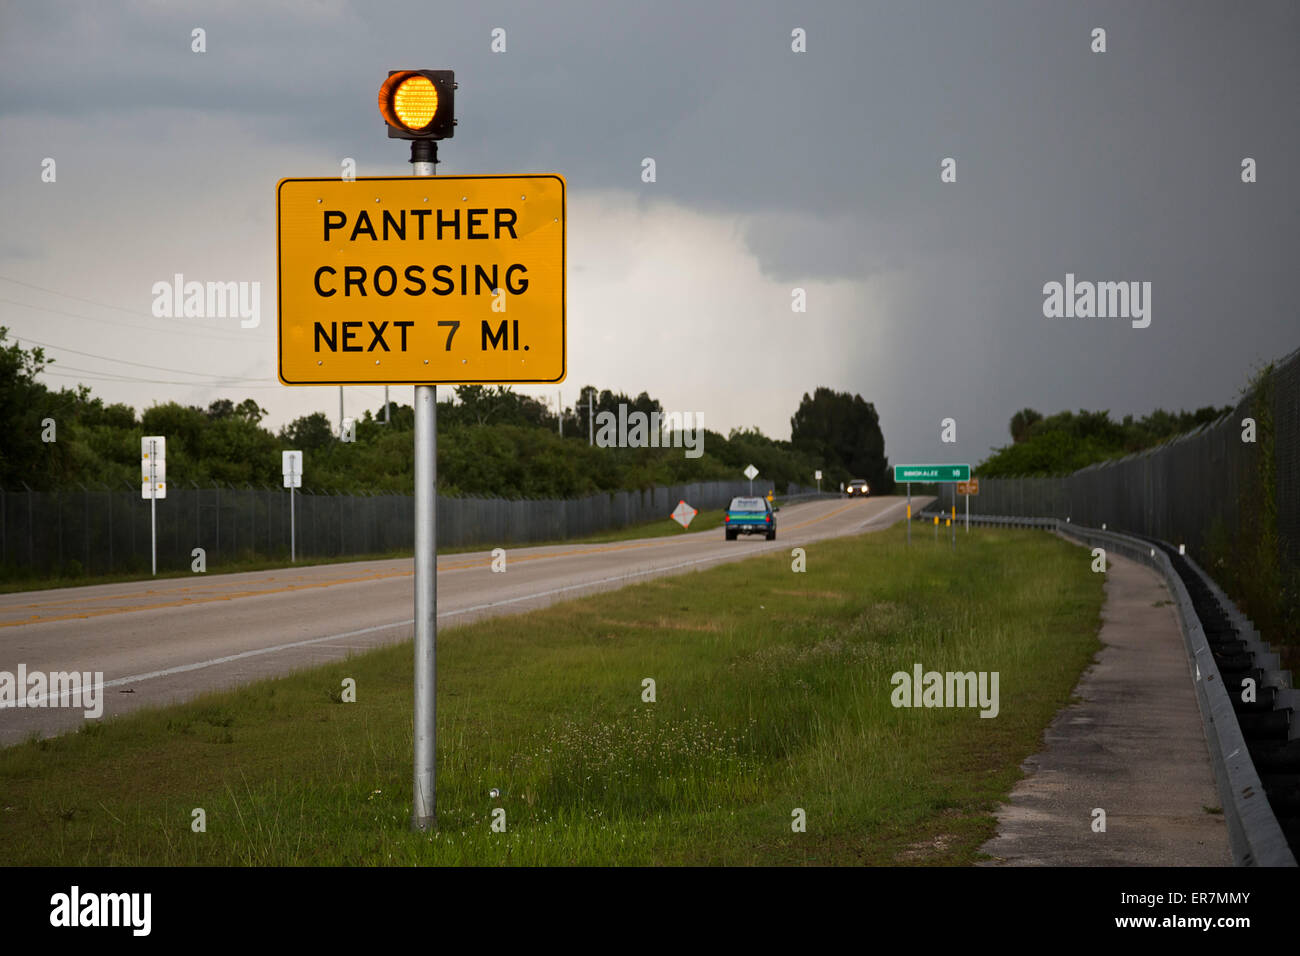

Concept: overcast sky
[[1, 0, 1296, 470]]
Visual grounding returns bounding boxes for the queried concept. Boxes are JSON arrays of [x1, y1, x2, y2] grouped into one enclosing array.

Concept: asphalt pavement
[[0, 494, 918, 744]]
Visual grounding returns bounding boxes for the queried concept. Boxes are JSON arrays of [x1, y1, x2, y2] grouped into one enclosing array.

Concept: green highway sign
[[894, 464, 970, 482]]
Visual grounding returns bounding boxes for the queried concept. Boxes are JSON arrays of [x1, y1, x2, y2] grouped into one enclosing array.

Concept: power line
[[0, 290, 252, 343], [0, 274, 163, 318], [13, 333, 268, 382], [39, 366, 286, 389]]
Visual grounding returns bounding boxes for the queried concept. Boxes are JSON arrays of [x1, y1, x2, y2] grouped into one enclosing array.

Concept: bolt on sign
[[277, 175, 566, 385]]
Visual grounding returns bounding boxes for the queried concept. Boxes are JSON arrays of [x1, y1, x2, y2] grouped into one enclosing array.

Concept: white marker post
[[815, 469, 822, 494], [283, 450, 302, 562], [141, 436, 166, 575]]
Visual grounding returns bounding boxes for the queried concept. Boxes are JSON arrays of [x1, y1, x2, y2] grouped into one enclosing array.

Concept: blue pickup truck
[[724, 496, 776, 541]]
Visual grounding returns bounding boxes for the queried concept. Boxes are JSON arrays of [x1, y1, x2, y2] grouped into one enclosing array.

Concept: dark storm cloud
[[0, 0, 1295, 464]]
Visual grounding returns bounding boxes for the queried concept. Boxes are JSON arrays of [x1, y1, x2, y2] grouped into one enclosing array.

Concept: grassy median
[[0, 524, 1102, 865]]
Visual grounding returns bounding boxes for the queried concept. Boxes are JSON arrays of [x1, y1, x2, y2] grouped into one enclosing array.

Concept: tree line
[[978, 404, 1232, 477], [0, 328, 893, 497]]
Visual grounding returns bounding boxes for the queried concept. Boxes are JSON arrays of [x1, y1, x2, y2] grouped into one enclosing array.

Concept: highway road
[[0, 494, 925, 745]]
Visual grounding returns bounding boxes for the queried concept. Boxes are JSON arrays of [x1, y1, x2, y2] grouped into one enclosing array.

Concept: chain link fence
[[948, 345, 1299, 644], [1, 478, 810, 579]]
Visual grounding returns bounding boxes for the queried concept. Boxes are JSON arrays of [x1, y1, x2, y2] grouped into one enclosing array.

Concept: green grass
[[0, 524, 1103, 865], [0, 510, 727, 595]]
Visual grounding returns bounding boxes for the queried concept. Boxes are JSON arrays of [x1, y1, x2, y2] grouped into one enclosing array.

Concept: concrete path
[[979, 550, 1231, 866]]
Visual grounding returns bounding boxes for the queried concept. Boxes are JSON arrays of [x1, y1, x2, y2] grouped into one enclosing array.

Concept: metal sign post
[[290, 461, 296, 562], [282, 450, 302, 562], [149, 441, 157, 575], [141, 436, 166, 575], [896, 466, 970, 549], [957, 478, 978, 533], [411, 146, 438, 833]]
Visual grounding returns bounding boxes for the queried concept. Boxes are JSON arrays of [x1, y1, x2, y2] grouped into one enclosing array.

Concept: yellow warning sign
[[277, 175, 565, 385]]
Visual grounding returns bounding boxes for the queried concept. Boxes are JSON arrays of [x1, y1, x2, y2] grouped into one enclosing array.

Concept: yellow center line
[[0, 499, 873, 628]]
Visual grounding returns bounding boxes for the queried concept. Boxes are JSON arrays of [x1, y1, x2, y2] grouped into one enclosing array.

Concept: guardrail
[[917, 509, 1298, 867]]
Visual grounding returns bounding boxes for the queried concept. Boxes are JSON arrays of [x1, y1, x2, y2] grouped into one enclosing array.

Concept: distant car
[[725, 496, 776, 540], [845, 479, 870, 498]]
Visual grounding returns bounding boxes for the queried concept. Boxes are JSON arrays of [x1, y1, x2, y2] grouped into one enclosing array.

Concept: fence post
[[81, 483, 89, 575], [247, 483, 255, 562], [24, 482, 33, 568]]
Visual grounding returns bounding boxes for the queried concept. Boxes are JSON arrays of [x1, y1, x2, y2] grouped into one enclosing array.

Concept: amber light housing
[[378, 70, 455, 140]]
